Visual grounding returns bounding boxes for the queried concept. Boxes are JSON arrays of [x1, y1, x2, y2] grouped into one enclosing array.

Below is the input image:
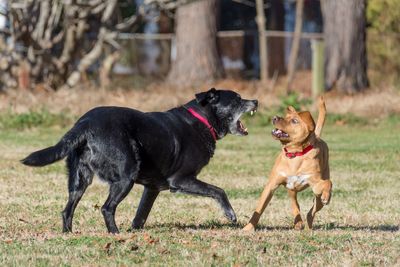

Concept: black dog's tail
[[21, 121, 88, 167]]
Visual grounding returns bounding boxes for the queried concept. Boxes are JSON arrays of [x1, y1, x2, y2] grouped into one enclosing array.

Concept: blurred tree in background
[[0, 0, 141, 90], [367, 0, 400, 86], [322, 0, 369, 94], [2, 0, 396, 94], [167, 0, 223, 86]]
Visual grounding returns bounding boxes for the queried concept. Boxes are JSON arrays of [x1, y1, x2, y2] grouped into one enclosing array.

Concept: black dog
[[22, 88, 258, 233]]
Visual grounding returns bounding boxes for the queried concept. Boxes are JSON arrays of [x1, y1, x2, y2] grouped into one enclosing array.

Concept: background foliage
[[367, 0, 400, 86]]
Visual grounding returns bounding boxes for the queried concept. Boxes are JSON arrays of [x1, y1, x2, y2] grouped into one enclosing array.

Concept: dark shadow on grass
[[313, 223, 399, 232], [140, 221, 243, 230], [137, 222, 399, 232], [134, 222, 293, 231]]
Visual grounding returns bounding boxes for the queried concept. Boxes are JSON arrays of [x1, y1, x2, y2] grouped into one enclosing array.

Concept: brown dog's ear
[[287, 106, 296, 113], [298, 111, 316, 132]]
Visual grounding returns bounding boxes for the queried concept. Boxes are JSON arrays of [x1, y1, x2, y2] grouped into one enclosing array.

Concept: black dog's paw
[[62, 228, 72, 234], [225, 210, 237, 224], [130, 224, 144, 231]]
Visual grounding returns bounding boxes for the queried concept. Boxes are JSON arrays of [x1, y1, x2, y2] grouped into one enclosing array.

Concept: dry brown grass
[[1, 77, 399, 118]]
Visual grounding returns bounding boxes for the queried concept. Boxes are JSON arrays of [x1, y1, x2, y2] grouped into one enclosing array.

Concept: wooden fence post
[[256, 0, 268, 82], [312, 39, 324, 99]]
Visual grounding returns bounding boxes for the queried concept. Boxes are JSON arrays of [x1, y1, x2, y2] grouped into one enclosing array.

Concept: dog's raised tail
[[21, 121, 87, 167], [315, 96, 326, 138]]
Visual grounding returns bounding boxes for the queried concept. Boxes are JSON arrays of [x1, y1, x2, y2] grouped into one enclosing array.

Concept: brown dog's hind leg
[[312, 179, 332, 205], [288, 190, 304, 230], [306, 195, 323, 229], [307, 179, 332, 229], [321, 180, 332, 205], [243, 181, 279, 231]]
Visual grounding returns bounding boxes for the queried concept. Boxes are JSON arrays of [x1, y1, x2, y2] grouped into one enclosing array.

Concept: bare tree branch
[[1, 0, 143, 90]]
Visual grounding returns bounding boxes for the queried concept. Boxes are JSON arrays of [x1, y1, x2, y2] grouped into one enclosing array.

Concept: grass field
[[0, 111, 399, 266]]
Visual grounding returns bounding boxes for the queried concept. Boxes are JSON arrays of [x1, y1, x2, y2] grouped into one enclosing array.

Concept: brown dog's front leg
[[288, 190, 304, 230], [243, 181, 279, 231], [312, 179, 332, 205]]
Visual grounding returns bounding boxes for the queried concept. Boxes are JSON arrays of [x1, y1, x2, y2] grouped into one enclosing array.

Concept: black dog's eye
[[291, 118, 299, 124]]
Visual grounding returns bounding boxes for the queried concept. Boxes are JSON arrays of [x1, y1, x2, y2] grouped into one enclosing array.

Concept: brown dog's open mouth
[[272, 128, 289, 138]]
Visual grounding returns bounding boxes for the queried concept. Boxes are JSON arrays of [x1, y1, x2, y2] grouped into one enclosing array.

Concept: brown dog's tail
[[315, 96, 326, 138]]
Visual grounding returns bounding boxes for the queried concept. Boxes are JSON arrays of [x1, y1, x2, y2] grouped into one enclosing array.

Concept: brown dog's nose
[[272, 116, 282, 125]]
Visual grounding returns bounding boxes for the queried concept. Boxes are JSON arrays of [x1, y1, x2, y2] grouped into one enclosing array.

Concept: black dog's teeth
[[237, 120, 248, 134]]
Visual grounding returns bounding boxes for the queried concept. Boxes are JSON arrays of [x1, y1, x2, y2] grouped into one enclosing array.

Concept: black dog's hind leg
[[171, 178, 237, 223], [101, 179, 134, 234], [131, 187, 159, 230], [62, 152, 93, 233]]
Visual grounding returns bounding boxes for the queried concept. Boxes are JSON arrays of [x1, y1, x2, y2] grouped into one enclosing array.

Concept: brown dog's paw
[[321, 191, 331, 205], [243, 223, 256, 232], [294, 221, 304, 230], [306, 214, 314, 230]]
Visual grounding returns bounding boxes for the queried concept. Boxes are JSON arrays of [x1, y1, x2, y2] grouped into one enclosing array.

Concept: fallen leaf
[[158, 248, 169, 254], [130, 244, 139, 251], [143, 233, 158, 244], [18, 218, 30, 224], [104, 242, 112, 255]]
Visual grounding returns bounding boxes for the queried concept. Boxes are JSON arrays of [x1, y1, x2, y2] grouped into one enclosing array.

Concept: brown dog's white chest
[[276, 152, 321, 191], [280, 172, 311, 190]]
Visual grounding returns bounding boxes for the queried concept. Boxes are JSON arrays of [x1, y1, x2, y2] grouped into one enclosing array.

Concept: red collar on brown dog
[[284, 144, 314, 159]]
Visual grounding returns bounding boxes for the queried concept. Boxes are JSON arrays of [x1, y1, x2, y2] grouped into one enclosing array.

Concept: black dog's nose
[[272, 116, 281, 124]]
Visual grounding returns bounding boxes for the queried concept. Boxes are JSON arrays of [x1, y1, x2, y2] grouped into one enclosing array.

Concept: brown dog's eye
[[291, 118, 299, 124]]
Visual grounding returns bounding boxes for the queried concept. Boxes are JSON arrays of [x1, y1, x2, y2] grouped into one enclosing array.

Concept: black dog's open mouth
[[237, 120, 248, 135], [236, 107, 257, 135], [272, 128, 289, 138]]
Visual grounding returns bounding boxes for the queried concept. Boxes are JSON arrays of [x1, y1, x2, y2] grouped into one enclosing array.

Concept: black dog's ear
[[195, 88, 219, 106]]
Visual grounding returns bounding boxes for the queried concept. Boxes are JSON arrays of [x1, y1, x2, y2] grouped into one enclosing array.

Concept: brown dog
[[243, 97, 332, 231]]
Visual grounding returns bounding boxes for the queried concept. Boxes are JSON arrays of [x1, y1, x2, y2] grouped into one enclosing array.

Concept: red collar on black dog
[[186, 107, 217, 141], [284, 144, 313, 159]]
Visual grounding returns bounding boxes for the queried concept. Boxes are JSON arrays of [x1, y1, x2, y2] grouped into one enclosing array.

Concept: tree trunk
[[168, 0, 223, 86], [321, 0, 369, 93], [285, 0, 304, 93]]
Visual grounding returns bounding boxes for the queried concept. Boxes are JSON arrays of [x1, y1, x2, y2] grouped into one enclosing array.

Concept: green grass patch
[[0, 109, 75, 130], [0, 111, 399, 266]]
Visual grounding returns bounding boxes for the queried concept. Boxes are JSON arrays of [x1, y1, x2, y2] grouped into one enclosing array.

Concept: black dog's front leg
[[131, 187, 159, 230], [171, 178, 237, 223]]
